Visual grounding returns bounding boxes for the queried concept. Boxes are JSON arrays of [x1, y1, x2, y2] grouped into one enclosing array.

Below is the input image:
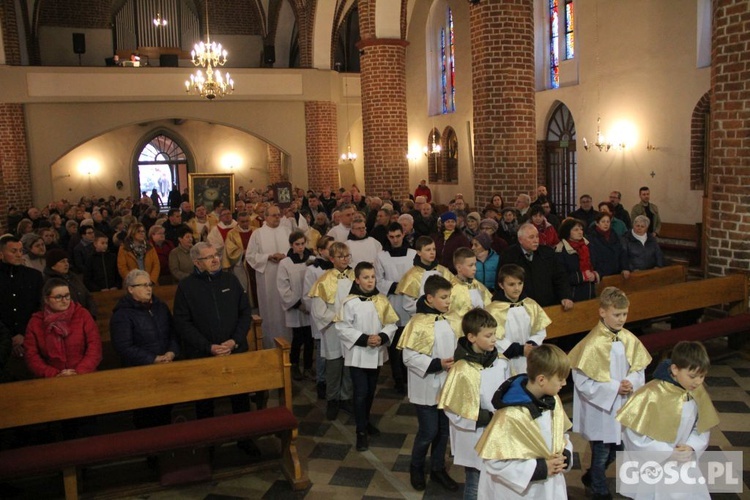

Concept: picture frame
[[188, 173, 235, 212]]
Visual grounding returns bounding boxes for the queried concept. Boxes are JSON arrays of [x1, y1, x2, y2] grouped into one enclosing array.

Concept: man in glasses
[[173, 242, 259, 455]]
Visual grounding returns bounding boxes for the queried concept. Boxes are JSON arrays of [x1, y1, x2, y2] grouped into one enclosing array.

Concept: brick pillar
[[304, 101, 339, 192], [470, 0, 536, 208], [0, 104, 33, 233], [707, 0, 750, 277], [357, 39, 409, 201], [267, 144, 283, 184], [1, 0, 22, 65]]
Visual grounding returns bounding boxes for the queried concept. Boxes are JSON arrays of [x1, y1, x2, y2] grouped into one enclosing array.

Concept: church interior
[[0, 0, 749, 498]]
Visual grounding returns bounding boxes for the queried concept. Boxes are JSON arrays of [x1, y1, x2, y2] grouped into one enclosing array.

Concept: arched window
[[426, 128, 441, 183], [690, 92, 710, 192], [426, 1, 456, 115], [334, 5, 361, 73], [441, 127, 459, 184], [545, 103, 577, 214], [136, 134, 188, 205]]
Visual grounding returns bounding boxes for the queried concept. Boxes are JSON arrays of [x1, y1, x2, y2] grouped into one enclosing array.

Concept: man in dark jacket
[[501, 223, 573, 310], [173, 242, 258, 455]]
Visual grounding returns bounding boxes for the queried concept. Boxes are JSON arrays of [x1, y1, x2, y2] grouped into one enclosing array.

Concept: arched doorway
[[545, 103, 577, 216], [136, 133, 189, 208]]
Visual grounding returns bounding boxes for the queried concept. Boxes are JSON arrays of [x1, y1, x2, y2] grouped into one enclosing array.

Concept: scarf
[[443, 229, 454, 241], [128, 240, 149, 260], [567, 238, 593, 274], [312, 257, 333, 270], [287, 247, 313, 264], [413, 253, 438, 271], [631, 230, 648, 245], [595, 225, 612, 240], [42, 304, 76, 365]]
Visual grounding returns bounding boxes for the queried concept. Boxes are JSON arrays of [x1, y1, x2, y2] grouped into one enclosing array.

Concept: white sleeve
[[402, 295, 417, 315], [206, 227, 223, 250], [276, 260, 298, 311], [445, 409, 478, 431], [483, 458, 537, 494], [380, 323, 397, 344], [246, 232, 269, 273], [685, 429, 711, 455], [402, 347, 435, 378], [336, 302, 365, 350], [624, 369, 646, 391], [311, 296, 335, 332], [375, 255, 395, 296], [529, 327, 546, 346], [302, 269, 317, 312], [572, 369, 621, 412], [623, 427, 675, 454]]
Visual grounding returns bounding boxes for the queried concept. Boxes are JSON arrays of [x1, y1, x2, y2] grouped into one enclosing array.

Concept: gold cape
[[475, 394, 572, 460], [395, 264, 454, 299], [335, 293, 400, 327], [438, 355, 505, 420], [616, 379, 719, 443], [396, 312, 458, 355], [445, 277, 492, 335], [485, 298, 551, 341], [567, 322, 652, 382], [307, 268, 355, 304]]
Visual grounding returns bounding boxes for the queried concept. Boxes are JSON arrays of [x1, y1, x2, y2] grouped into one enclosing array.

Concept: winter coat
[[476, 249, 500, 292], [84, 251, 121, 291], [110, 294, 179, 367], [433, 229, 471, 274], [586, 227, 626, 277], [554, 239, 597, 302], [621, 231, 664, 271]]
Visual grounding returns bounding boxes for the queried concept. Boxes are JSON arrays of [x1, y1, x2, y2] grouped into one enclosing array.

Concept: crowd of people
[[0, 181, 714, 500]]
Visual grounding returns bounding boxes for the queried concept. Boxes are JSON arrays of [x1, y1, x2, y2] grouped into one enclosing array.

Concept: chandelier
[[184, 0, 233, 100], [340, 77, 357, 163], [423, 129, 442, 157], [583, 116, 611, 152]]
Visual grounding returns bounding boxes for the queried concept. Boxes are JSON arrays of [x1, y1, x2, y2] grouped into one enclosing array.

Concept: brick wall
[[690, 91, 710, 192], [536, 140, 547, 188], [267, 144, 283, 184], [0, 104, 33, 234], [39, 0, 111, 29], [707, 0, 750, 277], [469, 0, 536, 209], [357, 39, 409, 201], [289, 0, 315, 68], [304, 101, 339, 192], [1, 0, 22, 65], [200, 0, 263, 36]]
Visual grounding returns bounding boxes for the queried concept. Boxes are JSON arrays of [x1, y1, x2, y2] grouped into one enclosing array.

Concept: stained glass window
[[550, 0, 560, 89], [565, 0, 575, 60], [439, 8, 456, 114]]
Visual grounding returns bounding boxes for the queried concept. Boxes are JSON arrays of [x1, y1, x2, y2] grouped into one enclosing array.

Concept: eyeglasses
[[130, 282, 155, 288], [197, 254, 220, 261], [49, 293, 72, 301]]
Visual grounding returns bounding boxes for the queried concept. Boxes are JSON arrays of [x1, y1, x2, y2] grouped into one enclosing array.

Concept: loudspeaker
[[72, 33, 86, 54], [160, 54, 179, 67], [263, 45, 275, 65]]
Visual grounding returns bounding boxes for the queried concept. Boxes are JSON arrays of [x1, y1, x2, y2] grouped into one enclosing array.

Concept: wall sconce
[[646, 140, 659, 151], [79, 159, 99, 176]]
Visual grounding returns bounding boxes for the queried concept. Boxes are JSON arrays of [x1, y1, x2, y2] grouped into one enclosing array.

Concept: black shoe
[[366, 423, 381, 436], [356, 432, 368, 451], [394, 381, 406, 395], [326, 400, 339, 420], [430, 469, 459, 491], [316, 382, 326, 400], [237, 439, 262, 458], [339, 399, 354, 415], [410, 465, 426, 491], [581, 470, 591, 488]]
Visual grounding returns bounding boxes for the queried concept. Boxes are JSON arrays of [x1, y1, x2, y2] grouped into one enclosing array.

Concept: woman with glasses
[[110, 269, 178, 428], [24, 277, 102, 379], [117, 222, 160, 286]]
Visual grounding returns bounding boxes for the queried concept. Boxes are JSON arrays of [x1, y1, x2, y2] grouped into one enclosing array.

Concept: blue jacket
[[476, 249, 500, 291], [620, 231, 664, 271], [110, 294, 179, 367], [586, 227, 626, 277]]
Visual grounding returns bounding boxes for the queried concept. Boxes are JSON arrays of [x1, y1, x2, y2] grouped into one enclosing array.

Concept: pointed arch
[[690, 91, 710, 192], [545, 102, 577, 215]]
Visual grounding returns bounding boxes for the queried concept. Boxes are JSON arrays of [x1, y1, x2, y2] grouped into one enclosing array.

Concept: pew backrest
[[596, 265, 686, 295]]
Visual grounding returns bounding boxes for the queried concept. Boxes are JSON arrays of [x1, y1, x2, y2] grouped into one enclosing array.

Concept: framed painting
[[188, 173, 235, 212]]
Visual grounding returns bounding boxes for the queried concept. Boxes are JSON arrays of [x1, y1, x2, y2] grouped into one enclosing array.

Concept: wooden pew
[[658, 222, 702, 266], [596, 264, 687, 295], [0, 338, 309, 499], [545, 273, 748, 342]]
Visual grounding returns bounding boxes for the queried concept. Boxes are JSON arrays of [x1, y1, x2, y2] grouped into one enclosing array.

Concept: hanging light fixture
[[423, 129, 442, 157], [340, 78, 357, 163], [184, 0, 233, 100]]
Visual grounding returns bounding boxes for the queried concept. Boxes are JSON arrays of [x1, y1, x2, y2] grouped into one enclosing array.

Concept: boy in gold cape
[[475, 344, 573, 498], [567, 287, 652, 500], [446, 248, 492, 336], [437, 308, 510, 499], [616, 341, 719, 499], [395, 235, 453, 315]]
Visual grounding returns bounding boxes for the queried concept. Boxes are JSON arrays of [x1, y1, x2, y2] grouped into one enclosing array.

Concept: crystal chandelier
[[184, 0, 233, 100], [423, 129, 442, 157]]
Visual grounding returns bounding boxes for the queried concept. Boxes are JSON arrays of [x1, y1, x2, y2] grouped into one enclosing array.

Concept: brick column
[[707, 0, 750, 277], [470, 0, 536, 208], [304, 101, 339, 192], [0, 104, 33, 233], [267, 144, 283, 184], [357, 39, 409, 201], [1, 0, 22, 64]]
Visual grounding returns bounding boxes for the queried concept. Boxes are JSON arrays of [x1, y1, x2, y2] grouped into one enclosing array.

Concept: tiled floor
[[6, 339, 750, 499]]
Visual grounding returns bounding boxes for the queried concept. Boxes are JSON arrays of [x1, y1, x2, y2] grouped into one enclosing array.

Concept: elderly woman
[[471, 232, 500, 292], [596, 201, 627, 236], [464, 212, 482, 239], [117, 223, 160, 285], [110, 269, 178, 428], [24, 277, 102, 379], [621, 214, 664, 277], [497, 208, 519, 246], [21, 232, 46, 273], [15, 218, 34, 237], [587, 211, 626, 278], [479, 217, 509, 255], [555, 218, 599, 302]]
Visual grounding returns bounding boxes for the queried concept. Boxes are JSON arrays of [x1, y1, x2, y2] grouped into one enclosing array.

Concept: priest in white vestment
[[246, 205, 292, 349]]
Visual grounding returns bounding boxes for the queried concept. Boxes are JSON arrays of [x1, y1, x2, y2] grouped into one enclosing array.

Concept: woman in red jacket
[[24, 277, 102, 379]]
